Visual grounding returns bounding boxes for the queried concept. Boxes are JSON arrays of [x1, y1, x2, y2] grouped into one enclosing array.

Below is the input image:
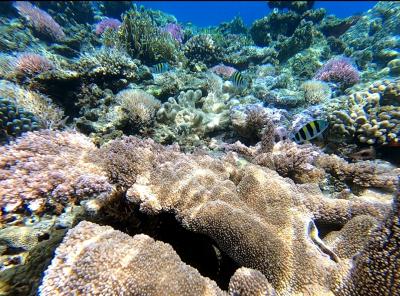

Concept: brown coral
[[122, 139, 389, 294], [335, 187, 400, 295], [39, 220, 225, 296], [0, 130, 113, 217], [228, 267, 276, 296]]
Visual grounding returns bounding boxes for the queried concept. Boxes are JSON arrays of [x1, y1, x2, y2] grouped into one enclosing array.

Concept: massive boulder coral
[[39, 221, 226, 296], [0, 130, 113, 217]]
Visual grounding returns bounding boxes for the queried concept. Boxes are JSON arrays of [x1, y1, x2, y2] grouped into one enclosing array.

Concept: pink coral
[[314, 57, 360, 88], [12, 52, 54, 77], [160, 23, 184, 43], [0, 130, 113, 216], [210, 63, 237, 79], [13, 1, 65, 41], [95, 17, 121, 35]]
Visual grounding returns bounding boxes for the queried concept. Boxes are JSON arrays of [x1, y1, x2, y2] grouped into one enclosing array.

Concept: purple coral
[[13, 1, 65, 41], [314, 57, 360, 88], [160, 23, 184, 44], [95, 17, 121, 35]]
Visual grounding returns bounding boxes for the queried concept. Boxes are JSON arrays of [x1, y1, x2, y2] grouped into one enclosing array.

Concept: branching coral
[[39, 221, 225, 296], [119, 9, 181, 64], [314, 57, 360, 89], [75, 47, 139, 82], [0, 130, 113, 216], [184, 34, 220, 67], [13, 1, 65, 41], [327, 87, 400, 145], [253, 141, 325, 184]]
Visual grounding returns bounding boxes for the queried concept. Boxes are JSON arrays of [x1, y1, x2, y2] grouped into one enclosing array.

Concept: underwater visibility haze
[[0, 1, 399, 295]]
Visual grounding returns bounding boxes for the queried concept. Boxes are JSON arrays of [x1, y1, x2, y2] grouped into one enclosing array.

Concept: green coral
[[118, 9, 181, 64], [0, 97, 40, 142]]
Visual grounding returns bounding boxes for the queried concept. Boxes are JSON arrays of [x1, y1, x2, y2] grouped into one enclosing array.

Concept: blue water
[[134, 1, 378, 27]]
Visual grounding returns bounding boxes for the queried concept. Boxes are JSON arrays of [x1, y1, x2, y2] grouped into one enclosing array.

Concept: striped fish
[[230, 71, 248, 88], [290, 120, 329, 144], [151, 62, 169, 74]]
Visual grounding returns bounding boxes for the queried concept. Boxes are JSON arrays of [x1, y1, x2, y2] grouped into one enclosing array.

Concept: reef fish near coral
[[151, 62, 170, 74], [290, 119, 329, 144], [230, 70, 249, 88]]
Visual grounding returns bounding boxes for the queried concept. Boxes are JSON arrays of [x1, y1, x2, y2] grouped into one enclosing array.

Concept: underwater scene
[[0, 0, 399, 295]]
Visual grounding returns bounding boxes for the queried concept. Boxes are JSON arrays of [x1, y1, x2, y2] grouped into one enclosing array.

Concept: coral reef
[[302, 80, 332, 105], [13, 1, 65, 41], [95, 17, 121, 35], [0, 97, 40, 142], [124, 142, 389, 294], [0, 130, 113, 216], [0, 80, 64, 129], [314, 57, 360, 89], [39, 221, 225, 296], [119, 9, 181, 64], [327, 86, 400, 146], [335, 189, 400, 295]]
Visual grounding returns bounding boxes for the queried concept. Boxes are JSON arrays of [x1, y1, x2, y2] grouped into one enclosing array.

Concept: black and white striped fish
[[151, 62, 170, 74], [290, 120, 329, 144], [230, 71, 249, 88]]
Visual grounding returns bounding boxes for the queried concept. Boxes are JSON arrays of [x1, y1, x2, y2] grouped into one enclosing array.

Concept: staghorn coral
[[0, 79, 64, 129], [39, 220, 226, 296], [335, 188, 400, 295], [302, 79, 332, 105], [13, 1, 65, 41], [0, 130, 113, 216]]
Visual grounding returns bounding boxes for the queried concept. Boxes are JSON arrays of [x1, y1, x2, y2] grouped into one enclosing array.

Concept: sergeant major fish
[[290, 119, 329, 144], [151, 62, 170, 74], [230, 71, 249, 88]]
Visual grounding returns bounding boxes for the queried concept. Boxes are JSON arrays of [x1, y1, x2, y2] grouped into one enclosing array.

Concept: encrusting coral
[[0, 130, 113, 217]]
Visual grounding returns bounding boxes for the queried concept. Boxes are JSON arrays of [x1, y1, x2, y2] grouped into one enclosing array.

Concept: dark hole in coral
[[314, 220, 343, 239], [98, 201, 240, 290], [37, 232, 50, 242]]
